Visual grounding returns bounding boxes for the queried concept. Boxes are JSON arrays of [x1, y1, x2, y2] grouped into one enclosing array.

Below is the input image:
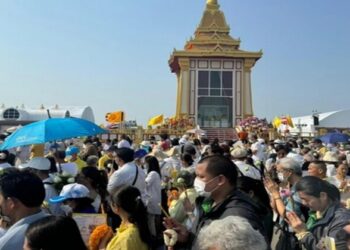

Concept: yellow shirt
[[30, 144, 45, 159], [73, 157, 86, 171], [98, 154, 112, 170], [107, 222, 148, 250]]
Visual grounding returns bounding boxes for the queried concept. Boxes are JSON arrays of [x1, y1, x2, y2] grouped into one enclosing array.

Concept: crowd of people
[[0, 132, 350, 249]]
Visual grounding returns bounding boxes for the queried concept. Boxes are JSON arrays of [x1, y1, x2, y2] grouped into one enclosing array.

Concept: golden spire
[[207, 0, 218, 5]]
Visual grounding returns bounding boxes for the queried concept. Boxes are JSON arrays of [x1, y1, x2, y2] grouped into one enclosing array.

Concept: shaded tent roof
[[0, 105, 95, 123]]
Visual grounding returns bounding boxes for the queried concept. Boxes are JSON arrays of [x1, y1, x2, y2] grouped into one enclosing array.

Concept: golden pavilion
[[169, 0, 262, 134]]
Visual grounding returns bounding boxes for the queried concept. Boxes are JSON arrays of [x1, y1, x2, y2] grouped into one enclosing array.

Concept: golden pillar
[[243, 59, 256, 118], [176, 58, 190, 118]]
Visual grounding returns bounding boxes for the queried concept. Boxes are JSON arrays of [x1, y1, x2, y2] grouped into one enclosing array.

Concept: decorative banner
[[148, 114, 164, 126], [73, 213, 107, 244], [105, 111, 124, 123]]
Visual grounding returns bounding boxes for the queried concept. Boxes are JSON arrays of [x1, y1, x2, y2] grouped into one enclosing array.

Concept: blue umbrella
[[319, 132, 350, 144], [0, 117, 107, 150]]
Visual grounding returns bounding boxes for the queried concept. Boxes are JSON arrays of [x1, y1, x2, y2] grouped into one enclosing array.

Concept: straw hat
[[322, 151, 339, 163], [148, 147, 168, 161]]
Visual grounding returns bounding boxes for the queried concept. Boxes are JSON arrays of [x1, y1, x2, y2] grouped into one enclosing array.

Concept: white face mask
[[194, 177, 218, 198], [0, 207, 11, 224], [277, 172, 285, 182], [60, 204, 73, 215]]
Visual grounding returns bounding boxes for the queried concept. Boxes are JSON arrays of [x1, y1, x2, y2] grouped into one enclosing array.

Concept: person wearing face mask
[[50, 183, 96, 215], [286, 176, 350, 249], [163, 155, 268, 249], [264, 158, 305, 249]]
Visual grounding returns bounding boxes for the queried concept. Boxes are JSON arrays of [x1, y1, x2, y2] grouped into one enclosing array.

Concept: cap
[[134, 149, 147, 159], [49, 183, 90, 203], [65, 146, 79, 156], [21, 157, 51, 170]]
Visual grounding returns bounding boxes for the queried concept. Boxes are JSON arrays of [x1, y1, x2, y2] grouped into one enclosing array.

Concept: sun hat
[[322, 151, 339, 162], [49, 183, 90, 203], [148, 147, 168, 161], [165, 147, 180, 157]]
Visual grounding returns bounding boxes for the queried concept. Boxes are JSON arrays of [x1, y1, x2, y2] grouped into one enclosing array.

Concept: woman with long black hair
[[144, 156, 162, 237], [99, 185, 151, 250]]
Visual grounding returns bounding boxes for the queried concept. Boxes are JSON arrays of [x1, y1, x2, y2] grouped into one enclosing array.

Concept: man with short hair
[[0, 170, 47, 249], [23, 157, 61, 215], [308, 161, 327, 179], [231, 147, 261, 180], [107, 148, 146, 201], [164, 155, 267, 249], [249, 134, 266, 162]]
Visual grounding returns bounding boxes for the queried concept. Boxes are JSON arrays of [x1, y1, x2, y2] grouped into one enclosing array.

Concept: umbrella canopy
[[319, 132, 350, 144], [0, 117, 107, 150]]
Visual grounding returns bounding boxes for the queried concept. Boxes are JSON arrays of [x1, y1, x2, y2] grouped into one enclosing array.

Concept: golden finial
[[207, 0, 218, 5]]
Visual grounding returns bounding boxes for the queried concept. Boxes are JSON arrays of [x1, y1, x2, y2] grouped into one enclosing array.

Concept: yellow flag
[[273, 117, 281, 128], [105, 111, 124, 123], [148, 114, 164, 126]]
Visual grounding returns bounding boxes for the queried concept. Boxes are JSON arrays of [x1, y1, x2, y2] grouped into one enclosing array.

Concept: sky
[[0, 0, 349, 126]]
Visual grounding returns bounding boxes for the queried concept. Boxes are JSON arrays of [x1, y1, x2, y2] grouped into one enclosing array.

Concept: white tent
[[283, 110, 350, 137]]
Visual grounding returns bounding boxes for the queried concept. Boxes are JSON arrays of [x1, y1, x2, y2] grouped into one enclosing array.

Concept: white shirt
[[56, 162, 78, 177], [234, 160, 261, 180], [91, 194, 101, 213], [15, 146, 30, 165], [0, 162, 12, 170], [326, 163, 336, 177], [42, 177, 62, 215], [107, 162, 147, 202], [251, 141, 266, 162], [145, 171, 161, 215], [117, 140, 131, 149], [0, 211, 47, 250]]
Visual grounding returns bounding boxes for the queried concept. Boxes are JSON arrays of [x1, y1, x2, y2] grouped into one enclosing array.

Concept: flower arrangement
[[280, 188, 292, 199], [52, 171, 75, 192], [89, 224, 113, 250], [239, 116, 269, 131]]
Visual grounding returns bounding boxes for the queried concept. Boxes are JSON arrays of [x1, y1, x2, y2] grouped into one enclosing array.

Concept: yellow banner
[[105, 111, 124, 123]]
